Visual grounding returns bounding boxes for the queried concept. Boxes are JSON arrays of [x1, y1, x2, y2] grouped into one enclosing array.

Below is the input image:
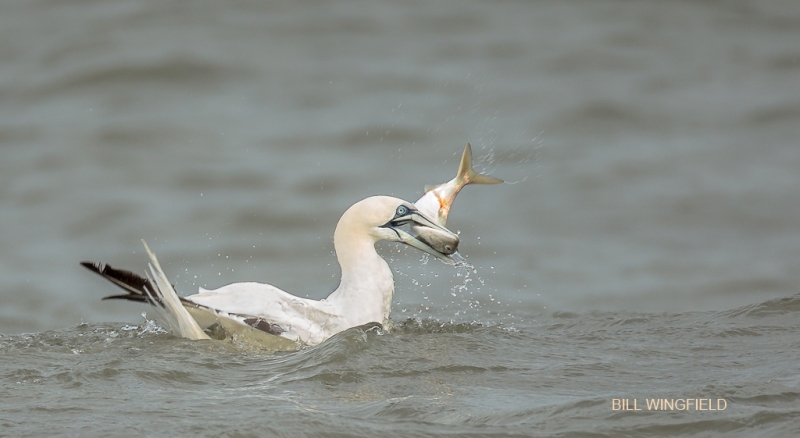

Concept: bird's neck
[[326, 235, 394, 327]]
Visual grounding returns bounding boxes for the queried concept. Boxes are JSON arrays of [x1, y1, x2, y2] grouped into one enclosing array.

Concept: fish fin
[[469, 173, 504, 185], [459, 143, 504, 185], [423, 183, 441, 193]]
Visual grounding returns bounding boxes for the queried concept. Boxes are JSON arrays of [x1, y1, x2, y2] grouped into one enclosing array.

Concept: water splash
[[450, 256, 484, 317], [389, 246, 516, 326], [138, 312, 169, 336]]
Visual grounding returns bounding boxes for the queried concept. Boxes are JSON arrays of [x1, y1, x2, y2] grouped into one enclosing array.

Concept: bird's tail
[[82, 242, 210, 340], [140, 241, 210, 340]]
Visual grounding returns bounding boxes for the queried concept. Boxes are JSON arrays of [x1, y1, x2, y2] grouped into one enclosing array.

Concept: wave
[[720, 292, 800, 318], [24, 55, 247, 100]]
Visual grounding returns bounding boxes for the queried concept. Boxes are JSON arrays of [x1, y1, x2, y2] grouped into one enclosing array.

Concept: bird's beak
[[383, 209, 459, 264]]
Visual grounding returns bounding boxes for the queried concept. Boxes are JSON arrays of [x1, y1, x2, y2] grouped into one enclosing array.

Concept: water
[[1, 0, 799, 436], [3, 301, 800, 436]]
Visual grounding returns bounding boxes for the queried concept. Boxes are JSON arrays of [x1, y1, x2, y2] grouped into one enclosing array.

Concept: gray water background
[[1, 0, 799, 436]]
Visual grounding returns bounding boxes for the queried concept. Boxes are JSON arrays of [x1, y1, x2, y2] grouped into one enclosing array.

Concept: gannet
[[82, 146, 502, 350]]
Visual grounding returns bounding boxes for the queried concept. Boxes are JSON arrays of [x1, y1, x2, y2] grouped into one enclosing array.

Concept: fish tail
[[458, 143, 504, 186]]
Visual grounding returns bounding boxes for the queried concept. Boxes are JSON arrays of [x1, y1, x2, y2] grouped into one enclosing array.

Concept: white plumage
[[88, 196, 459, 350], [83, 145, 502, 350]]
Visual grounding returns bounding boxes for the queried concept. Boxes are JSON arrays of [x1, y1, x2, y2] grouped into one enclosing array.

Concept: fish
[[414, 143, 503, 227]]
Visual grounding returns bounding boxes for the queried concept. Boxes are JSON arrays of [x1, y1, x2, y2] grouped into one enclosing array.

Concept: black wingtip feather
[[101, 294, 149, 303], [81, 261, 102, 273], [81, 260, 160, 305]]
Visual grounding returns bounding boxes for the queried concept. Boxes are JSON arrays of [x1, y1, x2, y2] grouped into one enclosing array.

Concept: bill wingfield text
[[612, 398, 728, 411]]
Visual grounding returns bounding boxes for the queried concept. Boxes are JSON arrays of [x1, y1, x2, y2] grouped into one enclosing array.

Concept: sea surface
[[1, 0, 799, 436]]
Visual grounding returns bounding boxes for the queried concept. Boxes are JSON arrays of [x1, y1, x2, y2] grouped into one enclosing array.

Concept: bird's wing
[[185, 282, 340, 345]]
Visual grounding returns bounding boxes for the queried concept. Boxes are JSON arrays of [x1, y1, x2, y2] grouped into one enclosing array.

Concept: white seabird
[[82, 147, 502, 350], [83, 197, 459, 349]]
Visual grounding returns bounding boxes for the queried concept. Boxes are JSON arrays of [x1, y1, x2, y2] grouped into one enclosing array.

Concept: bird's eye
[[396, 205, 409, 217]]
